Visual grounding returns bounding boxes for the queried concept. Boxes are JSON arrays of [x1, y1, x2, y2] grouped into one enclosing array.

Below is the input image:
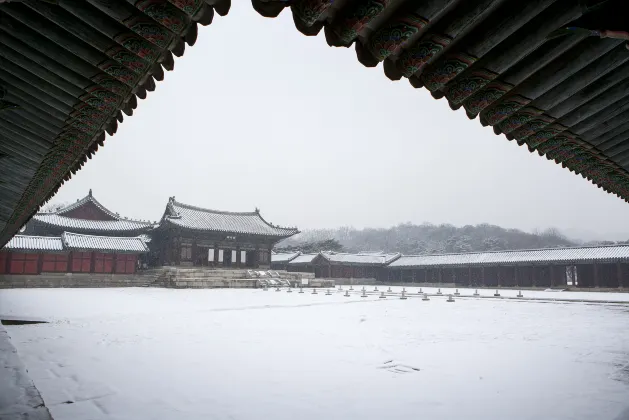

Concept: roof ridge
[[62, 231, 144, 240], [171, 199, 258, 216], [34, 213, 152, 225], [399, 243, 629, 258], [12, 234, 60, 240]]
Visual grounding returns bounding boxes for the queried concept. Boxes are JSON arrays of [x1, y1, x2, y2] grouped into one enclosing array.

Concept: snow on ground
[[1, 287, 629, 420]]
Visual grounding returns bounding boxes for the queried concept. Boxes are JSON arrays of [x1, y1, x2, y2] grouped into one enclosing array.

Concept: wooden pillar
[[617, 263, 624, 289], [112, 253, 118, 274], [550, 265, 556, 287], [90, 252, 95, 273], [412, 269, 416, 283], [192, 240, 198, 266], [4, 252, 11, 273], [514, 266, 519, 288], [593, 263, 600, 288], [437, 268, 442, 284], [468, 266, 472, 286], [36, 253, 43, 275], [531, 266, 537, 288], [481, 266, 485, 287], [497, 267, 501, 287]]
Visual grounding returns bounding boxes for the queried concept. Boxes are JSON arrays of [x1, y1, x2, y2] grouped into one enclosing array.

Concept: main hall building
[[0, 191, 298, 275]]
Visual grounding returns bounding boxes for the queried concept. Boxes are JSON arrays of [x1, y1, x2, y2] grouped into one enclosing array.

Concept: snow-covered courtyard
[[1, 287, 628, 420]]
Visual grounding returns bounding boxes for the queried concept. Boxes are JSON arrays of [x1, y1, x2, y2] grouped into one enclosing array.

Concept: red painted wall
[[42, 253, 68, 272], [0, 251, 139, 275]]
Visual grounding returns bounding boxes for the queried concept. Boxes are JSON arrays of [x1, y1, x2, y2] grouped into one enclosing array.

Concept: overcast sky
[[50, 2, 629, 241]]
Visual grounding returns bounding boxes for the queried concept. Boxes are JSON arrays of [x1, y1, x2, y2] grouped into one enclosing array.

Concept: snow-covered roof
[[61, 232, 149, 253], [55, 190, 119, 219], [161, 198, 299, 238], [320, 252, 401, 266], [3, 235, 64, 252], [271, 252, 301, 263], [31, 214, 153, 233], [389, 245, 629, 268], [289, 254, 318, 265], [32, 191, 153, 233]]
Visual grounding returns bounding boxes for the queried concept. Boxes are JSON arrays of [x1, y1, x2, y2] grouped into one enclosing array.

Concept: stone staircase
[[135, 267, 318, 289]]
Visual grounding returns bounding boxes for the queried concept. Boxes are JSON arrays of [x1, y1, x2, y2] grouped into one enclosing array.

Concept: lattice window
[[180, 244, 192, 261]]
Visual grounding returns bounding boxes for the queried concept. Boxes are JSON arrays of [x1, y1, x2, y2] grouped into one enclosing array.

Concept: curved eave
[[0, 0, 232, 247], [163, 217, 299, 238], [252, 0, 629, 202]]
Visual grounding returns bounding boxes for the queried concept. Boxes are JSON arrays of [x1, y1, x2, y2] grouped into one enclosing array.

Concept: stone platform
[[141, 267, 318, 289]]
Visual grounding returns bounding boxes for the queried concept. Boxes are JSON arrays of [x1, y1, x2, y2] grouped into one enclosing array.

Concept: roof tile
[[163, 200, 299, 237]]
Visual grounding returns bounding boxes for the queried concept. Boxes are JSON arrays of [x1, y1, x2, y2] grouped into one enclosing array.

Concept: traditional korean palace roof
[[320, 251, 401, 266], [2, 232, 148, 253], [271, 252, 301, 263], [0, 0, 230, 247], [388, 244, 629, 268], [160, 198, 300, 238], [253, 0, 629, 201], [61, 232, 148, 253], [30, 214, 153, 233], [2, 235, 64, 252], [28, 191, 154, 234]]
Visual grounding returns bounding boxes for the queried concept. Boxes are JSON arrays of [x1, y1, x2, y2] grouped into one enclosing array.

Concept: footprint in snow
[[377, 360, 420, 374]]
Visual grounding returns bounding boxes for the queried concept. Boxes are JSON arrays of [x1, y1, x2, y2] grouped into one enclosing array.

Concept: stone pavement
[[0, 323, 53, 420]]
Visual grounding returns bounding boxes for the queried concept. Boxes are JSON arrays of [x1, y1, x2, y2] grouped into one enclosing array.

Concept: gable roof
[[61, 232, 148, 253], [388, 244, 629, 268], [160, 198, 299, 238], [55, 190, 119, 219], [29, 191, 154, 233]]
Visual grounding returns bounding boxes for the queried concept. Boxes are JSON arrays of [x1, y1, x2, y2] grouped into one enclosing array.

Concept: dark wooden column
[[236, 246, 241, 268], [514, 266, 519, 288], [36, 253, 43, 275], [593, 263, 600, 288], [4, 252, 12, 273], [550, 265, 556, 287], [481, 266, 485, 287], [192, 239, 198, 266], [531, 266, 537, 288], [618, 263, 624, 289], [254, 246, 260, 269], [213, 244, 219, 267], [90, 252, 95, 273]]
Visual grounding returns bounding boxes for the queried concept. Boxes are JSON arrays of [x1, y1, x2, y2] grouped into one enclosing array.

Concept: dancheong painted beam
[[1, 0, 629, 247]]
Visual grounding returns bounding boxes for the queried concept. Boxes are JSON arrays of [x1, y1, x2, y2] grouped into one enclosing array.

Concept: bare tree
[[41, 202, 68, 213]]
